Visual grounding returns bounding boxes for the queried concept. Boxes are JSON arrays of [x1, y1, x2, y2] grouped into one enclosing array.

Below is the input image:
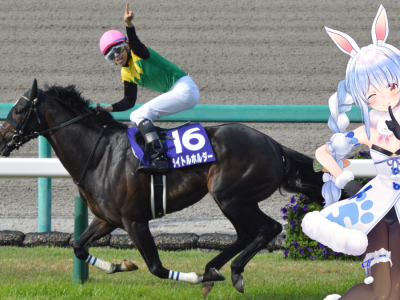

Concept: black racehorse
[[0, 80, 324, 295]]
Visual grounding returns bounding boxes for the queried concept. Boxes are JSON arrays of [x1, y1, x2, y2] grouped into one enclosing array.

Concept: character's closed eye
[[389, 83, 398, 93], [367, 93, 376, 100]]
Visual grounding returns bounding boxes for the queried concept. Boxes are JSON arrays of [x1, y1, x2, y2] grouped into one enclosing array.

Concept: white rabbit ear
[[371, 5, 389, 45], [325, 26, 360, 57]]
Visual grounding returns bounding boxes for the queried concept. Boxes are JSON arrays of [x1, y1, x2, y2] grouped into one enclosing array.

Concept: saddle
[[132, 121, 190, 220]]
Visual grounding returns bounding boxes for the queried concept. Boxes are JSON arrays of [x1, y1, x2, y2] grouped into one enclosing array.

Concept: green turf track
[[0, 247, 365, 300]]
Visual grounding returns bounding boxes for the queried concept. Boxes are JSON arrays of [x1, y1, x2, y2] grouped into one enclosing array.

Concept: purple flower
[[310, 256, 316, 260], [318, 243, 324, 249], [285, 204, 290, 207], [282, 234, 286, 239], [282, 216, 288, 220], [303, 205, 309, 211], [290, 220, 296, 227], [293, 205, 299, 211], [308, 247, 312, 251], [280, 207, 287, 215], [292, 240, 299, 248], [284, 249, 289, 257], [296, 217, 301, 221], [290, 196, 296, 204], [299, 248, 304, 254]]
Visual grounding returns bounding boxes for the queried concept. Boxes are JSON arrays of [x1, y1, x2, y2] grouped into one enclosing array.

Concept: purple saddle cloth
[[127, 122, 216, 169]]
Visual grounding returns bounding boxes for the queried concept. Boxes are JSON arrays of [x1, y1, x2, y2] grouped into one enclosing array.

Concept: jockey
[[99, 2, 200, 173]]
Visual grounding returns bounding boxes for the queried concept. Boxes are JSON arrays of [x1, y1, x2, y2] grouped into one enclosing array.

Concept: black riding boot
[[137, 119, 168, 173]]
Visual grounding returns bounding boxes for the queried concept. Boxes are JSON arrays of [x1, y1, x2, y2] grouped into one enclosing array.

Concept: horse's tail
[[278, 144, 324, 205]]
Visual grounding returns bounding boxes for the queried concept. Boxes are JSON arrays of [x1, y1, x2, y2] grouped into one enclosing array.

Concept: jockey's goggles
[[104, 42, 128, 65]]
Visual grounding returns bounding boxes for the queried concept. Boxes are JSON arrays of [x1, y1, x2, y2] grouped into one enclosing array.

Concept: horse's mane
[[43, 85, 127, 130]]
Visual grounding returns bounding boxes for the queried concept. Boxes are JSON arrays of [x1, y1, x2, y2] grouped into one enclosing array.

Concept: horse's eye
[[16, 109, 22, 115]]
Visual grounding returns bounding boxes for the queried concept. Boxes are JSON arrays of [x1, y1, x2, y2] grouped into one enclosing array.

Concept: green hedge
[[281, 150, 371, 260]]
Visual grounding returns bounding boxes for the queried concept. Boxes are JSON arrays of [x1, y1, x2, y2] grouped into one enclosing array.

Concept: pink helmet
[[99, 30, 127, 55]]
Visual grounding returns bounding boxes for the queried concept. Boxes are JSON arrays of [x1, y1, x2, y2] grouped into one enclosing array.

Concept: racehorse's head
[[0, 79, 45, 157]]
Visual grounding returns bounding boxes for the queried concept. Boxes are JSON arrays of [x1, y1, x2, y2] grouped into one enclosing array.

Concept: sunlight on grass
[[0, 247, 365, 300]]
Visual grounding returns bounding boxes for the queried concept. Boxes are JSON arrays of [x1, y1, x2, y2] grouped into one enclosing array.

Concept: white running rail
[[0, 158, 376, 178], [0, 158, 70, 178]]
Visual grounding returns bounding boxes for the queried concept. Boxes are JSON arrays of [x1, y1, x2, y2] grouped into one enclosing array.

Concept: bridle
[[0, 82, 106, 186], [0, 90, 93, 155]]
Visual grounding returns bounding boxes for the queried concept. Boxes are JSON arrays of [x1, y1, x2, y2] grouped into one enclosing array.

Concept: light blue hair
[[323, 80, 350, 206]]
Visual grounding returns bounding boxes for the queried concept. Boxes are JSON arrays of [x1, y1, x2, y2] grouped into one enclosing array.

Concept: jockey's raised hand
[[99, 2, 199, 172], [124, 2, 134, 27], [386, 105, 400, 140]]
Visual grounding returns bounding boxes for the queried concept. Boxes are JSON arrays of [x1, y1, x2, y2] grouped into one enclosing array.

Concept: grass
[[0, 247, 365, 300]]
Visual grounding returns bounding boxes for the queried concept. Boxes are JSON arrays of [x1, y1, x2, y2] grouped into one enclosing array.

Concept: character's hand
[[386, 105, 400, 140], [344, 180, 362, 198], [124, 2, 134, 27]]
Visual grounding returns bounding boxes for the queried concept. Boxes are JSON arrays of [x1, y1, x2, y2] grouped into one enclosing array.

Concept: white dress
[[322, 149, 400, 232], [302, 147, 400, 256], [302, 107, 400, 255]]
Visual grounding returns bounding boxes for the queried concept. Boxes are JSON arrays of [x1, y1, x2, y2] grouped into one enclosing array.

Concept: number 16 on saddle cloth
[[127, 122, 216, 169]]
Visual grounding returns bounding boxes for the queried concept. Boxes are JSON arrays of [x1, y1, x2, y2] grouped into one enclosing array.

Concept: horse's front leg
[[124, 220, 203, 284], [73, 217, 138, 274]]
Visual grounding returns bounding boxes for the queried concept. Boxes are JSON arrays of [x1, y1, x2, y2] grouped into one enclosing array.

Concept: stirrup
[[361, 248, 392, 284]]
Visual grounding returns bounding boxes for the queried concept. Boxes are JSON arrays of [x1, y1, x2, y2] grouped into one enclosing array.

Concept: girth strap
[[150, 174, 167, 219]]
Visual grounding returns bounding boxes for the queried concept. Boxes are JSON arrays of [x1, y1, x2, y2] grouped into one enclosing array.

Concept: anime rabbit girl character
[[301, 5, 400, 300]]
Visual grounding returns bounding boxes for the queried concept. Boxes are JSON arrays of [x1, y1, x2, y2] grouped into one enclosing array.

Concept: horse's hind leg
[[73, 217, 138, 274], [123, 220, 206, 284], [227, 205, 282, 293], [201, 214, 258, 297], [202, 217, 257, 280]]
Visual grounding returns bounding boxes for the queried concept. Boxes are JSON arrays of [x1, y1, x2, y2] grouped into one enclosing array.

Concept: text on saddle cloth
[[127, 122, 216, 169]]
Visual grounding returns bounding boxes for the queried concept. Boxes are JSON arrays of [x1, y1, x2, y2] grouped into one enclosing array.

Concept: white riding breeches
[[130, 74, 199, 126]]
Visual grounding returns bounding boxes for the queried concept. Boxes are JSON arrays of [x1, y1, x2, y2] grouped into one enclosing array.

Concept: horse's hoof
[[209, 268, 225, 282], [121, 259, 139, 271], [232, 274, 244, 293], [201, 281, 214, 298], [323, 295, 341, 300], [115, 259, 139, 272]]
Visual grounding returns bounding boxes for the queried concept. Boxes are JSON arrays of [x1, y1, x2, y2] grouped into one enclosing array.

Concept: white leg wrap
[[86, 254, 116, 274], [168, 270, 203, 284], [362, 248, 392, 284], [323, 295, 341, 300]]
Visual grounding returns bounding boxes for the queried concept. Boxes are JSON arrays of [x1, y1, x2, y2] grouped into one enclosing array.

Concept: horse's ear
[[371, 5, 389, 45], [30, 78, 37, 101], [325, 26, 360, 57]]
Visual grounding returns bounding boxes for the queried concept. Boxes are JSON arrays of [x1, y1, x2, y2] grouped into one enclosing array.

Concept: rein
[[1, 91, 107, 186], [75, 125, 107, 186]]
